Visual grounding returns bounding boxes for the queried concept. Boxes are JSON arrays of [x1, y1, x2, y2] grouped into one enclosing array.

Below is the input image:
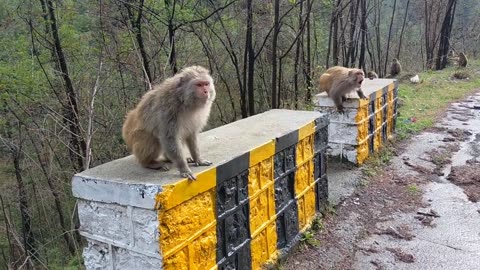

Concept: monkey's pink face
[[355, 71, 364, 87], [193, 80, 213, 101]]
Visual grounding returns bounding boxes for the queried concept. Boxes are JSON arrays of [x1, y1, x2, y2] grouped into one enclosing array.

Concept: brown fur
[[367, 71, 378, 79], [319, 66, 367, 113], [390, 58, 402, 77], [122, 65, 216, 180], [458, 52, 468, 67]]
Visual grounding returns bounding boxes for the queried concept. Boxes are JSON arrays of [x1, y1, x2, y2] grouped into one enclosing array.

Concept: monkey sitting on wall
[[319, 66, 367, 113], [389, 58, 402, 77], [122, 66, 216, 180], [367, 71, 378, 80]]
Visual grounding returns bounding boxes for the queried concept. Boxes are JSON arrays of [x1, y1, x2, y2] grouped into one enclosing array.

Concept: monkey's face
[[355, 71, 364, 87], [191, 77, 215, 103]]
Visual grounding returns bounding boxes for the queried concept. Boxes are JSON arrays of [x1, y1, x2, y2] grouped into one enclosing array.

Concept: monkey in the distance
[[319, 66, 367, 113], [458, 52, 468, 67], [389, 58, 402, 77], [122, 66, 216, 180], [367, 71, 378, 80]]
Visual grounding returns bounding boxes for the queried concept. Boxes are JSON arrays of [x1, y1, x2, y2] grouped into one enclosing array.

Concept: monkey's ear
[[176, 74, 189, 88]]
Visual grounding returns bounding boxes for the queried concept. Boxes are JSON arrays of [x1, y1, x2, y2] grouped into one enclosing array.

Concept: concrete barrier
[[314, 79, 398, 164], [73, 109, 329, 270]]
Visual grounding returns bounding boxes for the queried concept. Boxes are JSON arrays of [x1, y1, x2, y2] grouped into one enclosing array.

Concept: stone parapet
[[73, 109, 329, 270], [314, 79, 398, 164]]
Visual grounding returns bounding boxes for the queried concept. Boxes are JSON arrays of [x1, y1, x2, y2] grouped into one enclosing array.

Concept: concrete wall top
[[72, 109, 327, 209], [314, 78, 397, 108]]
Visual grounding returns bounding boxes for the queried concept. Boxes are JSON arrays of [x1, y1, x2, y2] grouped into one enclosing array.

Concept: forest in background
[[0, 0, 479, 268]]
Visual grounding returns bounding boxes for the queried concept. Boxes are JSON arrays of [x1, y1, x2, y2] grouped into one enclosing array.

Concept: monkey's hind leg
[[186, 135, 213, 167], [132, 132, 169, 171], [161, 133, 196, 180]]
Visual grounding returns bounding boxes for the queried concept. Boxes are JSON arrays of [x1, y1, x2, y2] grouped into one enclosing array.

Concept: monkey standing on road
[[319, 66, 367, 113], [122, 66, 216, 180]]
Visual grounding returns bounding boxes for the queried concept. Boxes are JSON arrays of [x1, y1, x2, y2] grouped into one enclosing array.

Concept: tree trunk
[[245, 0, 255, 116], [332, 0, 341, 66], [46, 0, 86, 171], [294, 1, 303, 109], [166, 0, 178, 74], [304, 0, 312, 102], [396, 0, 410, 59], [5, 122, 35, 268], [347, 0, 360, 67], [125, 0, 152, 84], [435, 0, 458, 70], [358, 0, 367, 69], [271, 0, 280, 109], [384, 0, 397, 75]]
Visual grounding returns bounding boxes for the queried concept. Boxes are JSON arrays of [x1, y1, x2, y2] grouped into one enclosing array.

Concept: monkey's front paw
[[195, 159, 213, 166], [180, 170, 197, 180], [186, 157, 195, 163], [336, 106, 345, 114]]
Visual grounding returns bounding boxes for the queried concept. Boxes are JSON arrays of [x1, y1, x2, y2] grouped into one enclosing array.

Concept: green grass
[[361, 60, 480, 177], [407, 184, 421, 195], [396, 60, 480, 139]]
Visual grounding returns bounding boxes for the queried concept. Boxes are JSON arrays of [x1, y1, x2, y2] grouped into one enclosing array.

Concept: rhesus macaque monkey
[[367, 71, 378, 80], [319, 66, 367, 113], [458, 52, 468, 67], [390, 58, 402, 77], [122, 66, 216, 180]]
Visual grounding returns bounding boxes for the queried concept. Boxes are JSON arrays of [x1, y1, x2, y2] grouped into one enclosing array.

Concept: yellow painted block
[[249, 140, 275, 167], [387, 85, 395, 138], [296, 135, 314, 166], [356, 103, 371, 164], [387, 105, 394, 138], [155, 168, 216, 210], [298, 121, 315, 141], [388, 82, 395, 93], [249, 148, 277, 270], [260, 158, 274, 189], [355, 104, 369, 123], [158, 189, 216, 259], [191, 228, 217, 270], [297, 187, 316, 230], [251, 222, 278, 270], [357, 140, 369, 165], [357, 120, 369, 145], [387, 86, 395, 103], [163, 247, 189, 270], [358, 97, 370, 108], [248, 156, 275, 235], [374, 131, 382, 151], [294, 161, 313, 198], [249, 164, 262, 195]]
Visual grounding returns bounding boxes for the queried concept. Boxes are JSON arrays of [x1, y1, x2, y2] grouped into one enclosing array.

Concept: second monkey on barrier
[[319, 66, 367, 113], [122, 65, 216, 180]]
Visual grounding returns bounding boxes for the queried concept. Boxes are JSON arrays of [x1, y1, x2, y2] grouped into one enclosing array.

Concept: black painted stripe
[[275, 130, 298, 153], [216, 152, 250, 184]]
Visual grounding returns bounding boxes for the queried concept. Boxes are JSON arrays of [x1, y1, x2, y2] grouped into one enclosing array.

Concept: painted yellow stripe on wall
[[248, 139, 277, 270], [155, 167, 217, 211], [298, 121, 315, 141], [249, 140, 275, 167]]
